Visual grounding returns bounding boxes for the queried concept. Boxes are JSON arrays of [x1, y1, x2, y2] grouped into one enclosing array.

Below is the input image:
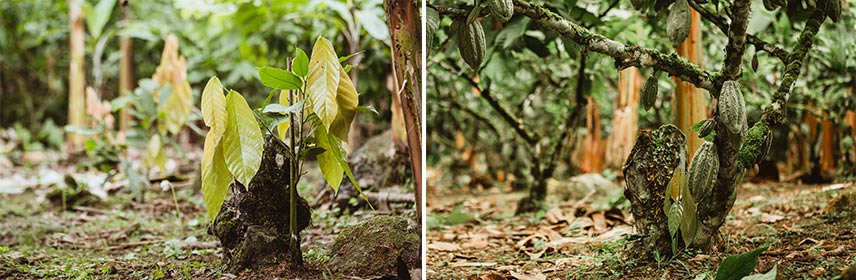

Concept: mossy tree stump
[[623, 124, 687, 258], [209, 136, 311, 271]]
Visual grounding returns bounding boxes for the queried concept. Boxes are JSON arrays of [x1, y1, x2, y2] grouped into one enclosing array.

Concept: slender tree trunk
[[68, 0, 86, 149], [119, 0, 133, 132], [673, 8, 708, 161], [582, 95, 603, 173], [384, 0, 422, 225], [605, 67, 640, 169]]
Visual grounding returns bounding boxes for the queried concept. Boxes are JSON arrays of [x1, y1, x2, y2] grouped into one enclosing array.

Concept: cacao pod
[[641, 74, 658, 111], [824, 0, 841, 22], [631, 0, 647, 10], [487, 0, 514, 22], [688, 141, 718, 204], [698, 118, 715, 139], [427, 8, 440, 50], [667, 0, 691, 47], [718, 80, 747, 135], [762, 0, 778, 11], [457, 20, 486, 70], [751, 53, 759, 72]]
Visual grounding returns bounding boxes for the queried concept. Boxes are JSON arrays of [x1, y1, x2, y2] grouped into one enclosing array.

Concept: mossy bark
[[623, 124, 687, 258], [209, 136, 311, 271], [327, 216, 420, 279]]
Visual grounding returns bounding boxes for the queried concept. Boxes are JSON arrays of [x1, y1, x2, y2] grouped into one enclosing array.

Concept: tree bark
[[623, 124, 687, 257], [673, 8, 708, 161], [119, 0, 133, 133], [68, 0, 86, 149], [384, 0, 422, 224], [209, 137, 311, 271]]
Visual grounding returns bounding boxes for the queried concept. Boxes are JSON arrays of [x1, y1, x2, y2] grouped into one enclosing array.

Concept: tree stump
[[209, 136, 311, 271], [622, 124, 687, 258]]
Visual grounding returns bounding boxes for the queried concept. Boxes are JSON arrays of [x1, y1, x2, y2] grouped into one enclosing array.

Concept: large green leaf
[[307, 37, 341, 131], [201, 135, 233, 220], [715, 246, 768, 280], [258, 66, 302, 90], [222, 90, 263, 188], [329, 68, 359, 141], [201, 77, 227, 140], [315, 125, 344, 192]]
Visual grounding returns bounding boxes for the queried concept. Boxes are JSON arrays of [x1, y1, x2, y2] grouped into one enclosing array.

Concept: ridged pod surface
[[666, 0, 691, 47], [487, 0, 514, 22], [718, 80, 747, 135], [698, 118, 715, 139], [641, 74, 658, 111], [688, 141, 718, 204], [457, 20, 486, 70]]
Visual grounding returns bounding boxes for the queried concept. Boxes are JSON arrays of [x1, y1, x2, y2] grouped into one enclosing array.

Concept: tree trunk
[[119, 0, 133, 133], [605, 67, 641, 170], [623, 124, 687, 258], [68, 0, 86, 149], [673, 7, 708, 161], [209, 136, 311, 271], [581, 95, 603, 173], [384, 0, 422, 223]]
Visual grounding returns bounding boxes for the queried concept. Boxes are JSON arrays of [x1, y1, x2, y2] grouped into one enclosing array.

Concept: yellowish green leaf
[[293, 48, 309, 77], [329, 67, 358, 141], [201, 77, 227, 141], [201, 135, 233, 220], [222, 90, 263, 188], [307, 37, 340, 131], [315, 125, 343, 192], [278, 90, 290, 140]]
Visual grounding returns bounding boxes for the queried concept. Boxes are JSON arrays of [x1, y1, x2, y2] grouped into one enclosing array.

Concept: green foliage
[[714, 246, 768, 280]]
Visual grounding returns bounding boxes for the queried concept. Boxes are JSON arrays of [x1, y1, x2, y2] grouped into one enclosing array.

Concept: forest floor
[[0, 145, 417, 279], [426, 167, 856, 279]]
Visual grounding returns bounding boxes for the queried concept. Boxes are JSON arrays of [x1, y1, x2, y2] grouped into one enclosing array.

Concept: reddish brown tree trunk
[[68, 0, 86, 149], [119, 0, 133, 133], [673, 8, 708, 161]]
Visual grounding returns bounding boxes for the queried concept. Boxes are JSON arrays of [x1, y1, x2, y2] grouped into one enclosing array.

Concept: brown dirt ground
[[426, 172, 856, 280]]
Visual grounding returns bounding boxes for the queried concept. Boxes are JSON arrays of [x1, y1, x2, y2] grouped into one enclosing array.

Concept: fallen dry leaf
[[509, 271, 547, 280], [428, 241, 460, 252]]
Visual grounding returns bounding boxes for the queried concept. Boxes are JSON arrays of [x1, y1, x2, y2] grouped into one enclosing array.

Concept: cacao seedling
[[641, 73, 659, 111], [487, 0, 513, 22], [719, 80, 747, 135], [457, 19, 486, 70], [667, 0, 691, 47], [698, 118, 716, 139], [688, 141, 718, 205]]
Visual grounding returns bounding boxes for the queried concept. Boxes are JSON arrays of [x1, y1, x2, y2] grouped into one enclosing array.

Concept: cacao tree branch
[[688, 0, 789, 62], [737, 10, 826, 167], [722, 0, 752, 81], [434, 0, 716, 91]]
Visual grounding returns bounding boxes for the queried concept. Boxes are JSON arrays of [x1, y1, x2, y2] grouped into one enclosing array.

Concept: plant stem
[[287, 59, 301, 266]]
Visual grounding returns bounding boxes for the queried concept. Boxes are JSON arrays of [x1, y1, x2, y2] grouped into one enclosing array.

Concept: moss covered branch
[[722, 0, 752, 80], [434, 0, 715, 91], [737, 10, 825, 167]]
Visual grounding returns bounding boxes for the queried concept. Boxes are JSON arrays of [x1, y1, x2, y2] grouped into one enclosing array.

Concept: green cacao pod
[[641, 74, 658, 111], [427, 8, 440, 50], [487, 0, 514, 22], [762, 0, 779, 11], [698, 118, 715, 139], [631, 0, 647, 10], [688, 141, 718, 204], [666, 0, 691, 47], [457, 20, 486, 70], [718, 80, 747, 135], [824, 0, 841, 22]]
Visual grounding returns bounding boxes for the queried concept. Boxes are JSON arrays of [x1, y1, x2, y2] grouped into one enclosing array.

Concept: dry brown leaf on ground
[[509, 271, 547, 280], [545, 207, 567, 224], [462, 233, 490, 249], [429, 241, 461, 252]]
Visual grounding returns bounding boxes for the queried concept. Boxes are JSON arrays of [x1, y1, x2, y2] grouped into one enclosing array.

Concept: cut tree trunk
[[209, 136, 311, 271], [68, 0, 86, 149], [623, 124, 687, 258]]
